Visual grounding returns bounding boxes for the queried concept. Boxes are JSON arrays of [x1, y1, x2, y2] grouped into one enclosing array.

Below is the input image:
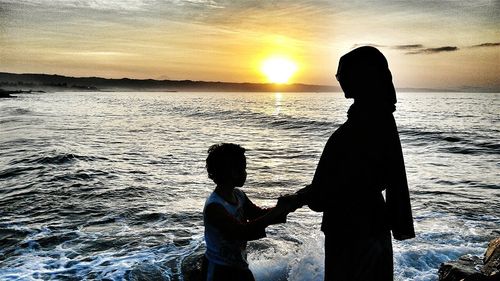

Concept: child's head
[[206, 143, 247, 187]]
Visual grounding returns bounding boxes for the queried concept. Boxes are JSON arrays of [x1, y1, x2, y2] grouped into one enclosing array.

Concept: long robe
[[297, 102, 415, 281]]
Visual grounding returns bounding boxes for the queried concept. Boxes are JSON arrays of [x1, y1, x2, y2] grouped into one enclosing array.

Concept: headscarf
[[337, 46, 397, 113]]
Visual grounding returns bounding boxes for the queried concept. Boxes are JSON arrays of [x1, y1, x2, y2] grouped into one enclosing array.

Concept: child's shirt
[[203, 188, 268, 268]]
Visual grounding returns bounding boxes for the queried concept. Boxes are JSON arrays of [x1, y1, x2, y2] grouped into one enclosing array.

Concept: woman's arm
[[292, 129, 344, 211]]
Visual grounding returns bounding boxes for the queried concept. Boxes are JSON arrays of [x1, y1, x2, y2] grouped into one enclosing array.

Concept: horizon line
[[1, 71, 499, 93]]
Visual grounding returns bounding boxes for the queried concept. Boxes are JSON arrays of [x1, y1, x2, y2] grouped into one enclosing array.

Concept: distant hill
[[2, 72, 495, 93], [0, 72, 340, 92]]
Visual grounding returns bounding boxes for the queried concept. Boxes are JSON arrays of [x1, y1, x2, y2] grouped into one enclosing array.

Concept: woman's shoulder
[[336, 122, 349, 133], [327, 122, 351, 142]]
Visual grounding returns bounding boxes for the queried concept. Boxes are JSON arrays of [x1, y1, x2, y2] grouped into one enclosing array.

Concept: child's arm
[[243, 195, 287, 225], [205, 202, 288, 241]]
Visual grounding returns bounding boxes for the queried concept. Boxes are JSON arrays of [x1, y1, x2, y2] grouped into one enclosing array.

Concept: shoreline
[[439, 237, 500, 281], [2, 72, 499, 93]]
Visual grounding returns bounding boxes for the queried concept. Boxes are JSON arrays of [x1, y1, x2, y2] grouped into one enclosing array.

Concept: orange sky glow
[[0, 0, 499, 91]]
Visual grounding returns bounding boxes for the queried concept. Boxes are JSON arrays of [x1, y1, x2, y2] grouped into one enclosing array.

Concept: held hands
[[269, 188, 308, 225], [277, 194, 304, 213], [268, 194, 303, 224]]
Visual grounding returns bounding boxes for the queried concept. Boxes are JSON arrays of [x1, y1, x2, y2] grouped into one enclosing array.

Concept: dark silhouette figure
[[284, 46, 415, 281], [202, 143, 289, 281]]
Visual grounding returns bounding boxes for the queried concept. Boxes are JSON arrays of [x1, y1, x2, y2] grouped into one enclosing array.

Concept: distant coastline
[[0, 72, 497, 93], [0, 88, 46, 98], [0, 72, 339, 93]]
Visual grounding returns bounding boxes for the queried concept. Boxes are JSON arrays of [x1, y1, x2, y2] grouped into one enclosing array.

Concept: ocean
[[1, 91, 499, 281]]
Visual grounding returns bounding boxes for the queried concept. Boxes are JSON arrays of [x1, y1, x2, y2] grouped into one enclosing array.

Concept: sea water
[[0, 91, 498, 281]]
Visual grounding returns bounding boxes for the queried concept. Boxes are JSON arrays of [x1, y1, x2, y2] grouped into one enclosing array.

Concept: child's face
[[231, 157, 247, 187]]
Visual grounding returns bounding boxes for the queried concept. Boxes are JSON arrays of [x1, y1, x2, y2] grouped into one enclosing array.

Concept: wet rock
[[0, 91, 15, 98], [127, 262, 168, 281], [0, 89, 44, 97], [483, 238, 500, 277], [439, 237, 500, 281], [438, 255, 485, 281], [181, 246, 205, 281]]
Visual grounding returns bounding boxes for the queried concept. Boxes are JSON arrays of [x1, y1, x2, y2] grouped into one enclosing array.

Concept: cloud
[[179, 0, 224, 8], [469, 42, 500, 48], [351, 43, 385, 49], [406, 46, 459, 54], [352, 40, 500, 55], [60, 51, 136, 57], [1, 0, 151, 11], [351, 43, 424, 50], [392, 44, 424, 50], [352, 43, 464, 55]]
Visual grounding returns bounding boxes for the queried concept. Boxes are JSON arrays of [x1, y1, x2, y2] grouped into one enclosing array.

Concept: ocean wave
[[178, 105, 337, 133], [30, 231, 80, 250], [268, 117, 334, 131], [0, 166, 44, 179], [432, 179, 499, 189], [439, 145, 499, 155], [4, 108, 33, 115], [1, 92, 498, 281], [0, 225, 34, 255], [8, 153, 110, 166], [50, 169, 110, 182], [0, 107, 36, 121], [129, 212, 167, 224], [400, 129, 464, 142], [400, 128, 499, 155], [0, 118, 20, 125]]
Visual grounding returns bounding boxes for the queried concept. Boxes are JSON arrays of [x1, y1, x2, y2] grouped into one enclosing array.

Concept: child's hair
[[206, 143, 246, 184]]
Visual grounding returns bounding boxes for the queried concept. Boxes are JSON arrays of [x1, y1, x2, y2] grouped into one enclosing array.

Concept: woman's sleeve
[[385, 131, 416, 240], [295, 131, 340, 212]]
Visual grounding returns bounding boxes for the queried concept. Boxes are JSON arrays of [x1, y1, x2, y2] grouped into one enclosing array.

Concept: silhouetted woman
[[291, 46, 415, 281]]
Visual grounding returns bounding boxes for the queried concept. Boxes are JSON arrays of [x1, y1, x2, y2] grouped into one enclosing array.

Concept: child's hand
[[267, 199, 290, 224]]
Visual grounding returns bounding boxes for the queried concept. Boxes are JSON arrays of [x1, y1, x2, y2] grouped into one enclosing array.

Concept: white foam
[[392, 212, 489, 281], [286, 236, 325, 281], [248, 211, 492, 281], [249, 232, 325, 281]]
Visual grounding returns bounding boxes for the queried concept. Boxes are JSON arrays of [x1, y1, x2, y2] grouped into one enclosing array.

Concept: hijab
[[337, 46, 397, 117]]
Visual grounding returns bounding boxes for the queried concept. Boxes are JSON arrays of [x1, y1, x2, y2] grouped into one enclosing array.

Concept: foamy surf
[[1, 91, 498, 280]]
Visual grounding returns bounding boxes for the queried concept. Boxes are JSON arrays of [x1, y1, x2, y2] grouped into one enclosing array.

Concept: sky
[[0, 0, 499, 91]]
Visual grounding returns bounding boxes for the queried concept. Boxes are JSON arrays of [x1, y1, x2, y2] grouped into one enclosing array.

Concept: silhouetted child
[[202, 143, 288, 281]]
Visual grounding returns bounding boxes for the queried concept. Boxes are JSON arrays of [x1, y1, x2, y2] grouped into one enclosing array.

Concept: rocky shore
[[439, 237, 500, 281], [0, 89, 45, 98], [180, 238, 500, 281], [0, 89, 16, 98], [181, 246, 205, 281]]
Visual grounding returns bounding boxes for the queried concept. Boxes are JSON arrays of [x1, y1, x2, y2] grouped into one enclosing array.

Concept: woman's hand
[[277, 194, 304, 213]]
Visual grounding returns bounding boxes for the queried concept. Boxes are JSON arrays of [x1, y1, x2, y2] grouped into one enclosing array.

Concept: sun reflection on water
[[273, 92, 283, 116]]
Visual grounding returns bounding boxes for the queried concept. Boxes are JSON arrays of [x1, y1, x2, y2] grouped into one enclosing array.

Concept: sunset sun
[[261, 56, 298, 84]]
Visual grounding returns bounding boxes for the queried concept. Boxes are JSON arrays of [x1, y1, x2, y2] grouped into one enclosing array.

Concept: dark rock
[[0, 91, 15, 98], [438, 255, 485, 281], [439, 237, 500, 281], [483, 238, 500, 278], [127, 262, 168, 281], [181, 246, 206, 281], [0, 88, 44, 97]]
